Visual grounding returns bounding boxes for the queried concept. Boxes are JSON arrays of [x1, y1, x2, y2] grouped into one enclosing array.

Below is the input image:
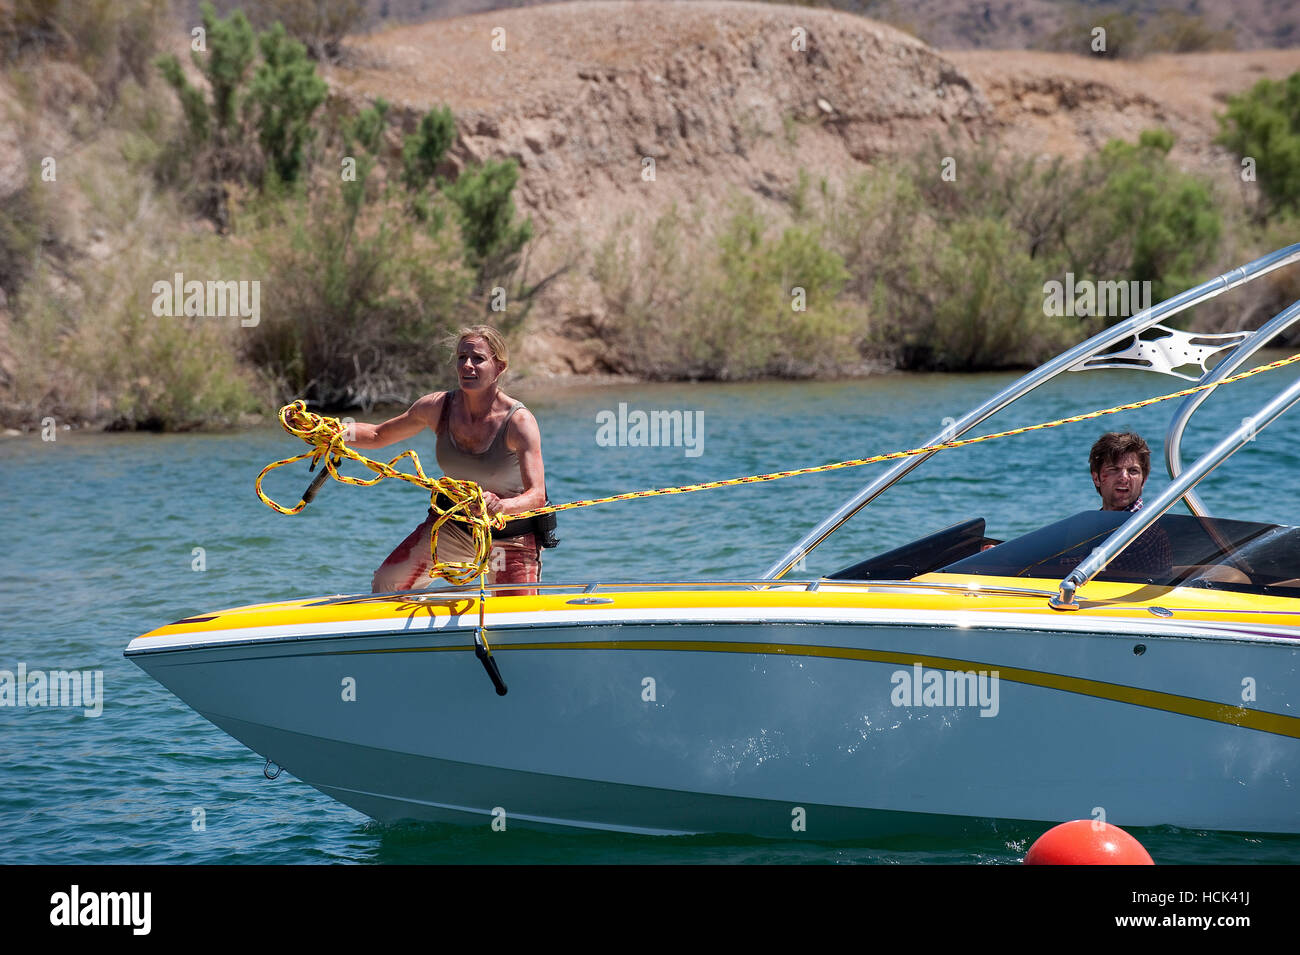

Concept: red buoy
[[1024, 820, 1154, 865]]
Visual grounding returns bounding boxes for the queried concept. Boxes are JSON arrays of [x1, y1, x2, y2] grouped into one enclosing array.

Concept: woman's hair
[[449, 324, 509, 372]]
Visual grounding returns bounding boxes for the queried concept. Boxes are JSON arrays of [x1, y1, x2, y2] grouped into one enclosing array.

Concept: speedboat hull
[[126, 584, 1300, 837]]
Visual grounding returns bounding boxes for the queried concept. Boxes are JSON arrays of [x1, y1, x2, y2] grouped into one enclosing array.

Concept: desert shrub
[[1, 0, 169, 99], [401, 105, 455, 194], [595, 198, 854, 379], [443, 158, 533, 294], [155, 3, 257, 222], [888, 214, 1072, 369], [1041, 11, 1141, 58], [244, 187, 474, 409], [808, 156, 1072, 369], [4, 241, 263, 430], [155, 3, 327, 224], [592, 205, 699, 375], [247, 0, 367, 62], [885, 131, 1219, 326], [1217, 72, 1300, 218], [1064, 129, 1221, 304], [337, 94, 388, 211], [0, 168, 64, 303], [1040, 8, 1233, 59], [1144, 10, 1235, 53], [244, 21, 328, 185]]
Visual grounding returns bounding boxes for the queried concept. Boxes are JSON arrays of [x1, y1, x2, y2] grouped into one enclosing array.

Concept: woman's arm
[[487, 408, 547, 516], [348, 393, 442, 450]]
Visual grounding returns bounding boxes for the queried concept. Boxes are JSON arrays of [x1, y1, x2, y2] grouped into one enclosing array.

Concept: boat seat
[[1175, 564, 1251, 585], [1269, 579, 1300, 590]]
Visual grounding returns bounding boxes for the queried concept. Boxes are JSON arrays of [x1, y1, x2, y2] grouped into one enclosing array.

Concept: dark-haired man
[[1089, 431, 1172, 578], [1090, 431, 1151, 512]]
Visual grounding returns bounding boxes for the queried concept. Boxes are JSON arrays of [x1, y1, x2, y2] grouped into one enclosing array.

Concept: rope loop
[[255, 400, 505, 584]]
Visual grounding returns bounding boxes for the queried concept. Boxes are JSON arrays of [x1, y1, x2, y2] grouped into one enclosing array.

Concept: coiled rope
[[255, 352, 1300, 583], [254, 402, 504, 585]]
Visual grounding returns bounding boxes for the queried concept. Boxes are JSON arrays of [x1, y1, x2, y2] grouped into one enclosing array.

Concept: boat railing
[[307, 578, 1060, 606], [1051, 365, 1300, 609], [1165, 297, 1300, 517], [762, 243, 1300, 584]]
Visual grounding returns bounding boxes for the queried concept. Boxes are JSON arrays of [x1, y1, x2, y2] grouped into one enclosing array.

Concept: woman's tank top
[[435, 390, 526, 498]]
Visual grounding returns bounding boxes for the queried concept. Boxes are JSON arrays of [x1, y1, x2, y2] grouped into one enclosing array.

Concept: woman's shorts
[[371, 513, 540, 596]]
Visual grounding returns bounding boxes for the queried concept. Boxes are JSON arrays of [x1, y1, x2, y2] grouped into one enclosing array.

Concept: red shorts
[[371, 513, 540, 596]]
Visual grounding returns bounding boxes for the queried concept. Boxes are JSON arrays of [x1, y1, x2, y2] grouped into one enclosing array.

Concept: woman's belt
[[431, 493, 559, 547]]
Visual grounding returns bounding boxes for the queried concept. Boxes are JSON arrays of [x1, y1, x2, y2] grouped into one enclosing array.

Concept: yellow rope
[[254, 402, 504, 585], [256, 352, 1300, 582], [509, 351, 1300, 518]]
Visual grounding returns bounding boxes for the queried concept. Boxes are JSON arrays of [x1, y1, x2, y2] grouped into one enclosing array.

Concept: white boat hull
[[127, 612, 1300, 837]]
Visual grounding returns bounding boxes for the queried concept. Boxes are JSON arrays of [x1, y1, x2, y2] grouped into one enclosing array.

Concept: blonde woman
[[349, 325, 551, 596]]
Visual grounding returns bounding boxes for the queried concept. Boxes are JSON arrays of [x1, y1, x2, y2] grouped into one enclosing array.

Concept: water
[[3, 357, 1299, 864]]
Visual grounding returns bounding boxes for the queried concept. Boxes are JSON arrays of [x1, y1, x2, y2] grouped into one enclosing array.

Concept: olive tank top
[[435, 390, 526, 497]]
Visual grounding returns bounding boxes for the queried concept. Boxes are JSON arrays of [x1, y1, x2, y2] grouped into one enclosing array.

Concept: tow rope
[[254, 403, 502, 586], [255, 352, 1300, 584]]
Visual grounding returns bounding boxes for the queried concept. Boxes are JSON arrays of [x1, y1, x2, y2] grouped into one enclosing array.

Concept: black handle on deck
[[475, 641, 508, 696]]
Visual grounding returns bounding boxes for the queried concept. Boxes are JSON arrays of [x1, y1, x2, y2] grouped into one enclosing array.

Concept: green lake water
[[3, 359, 1299, 863]]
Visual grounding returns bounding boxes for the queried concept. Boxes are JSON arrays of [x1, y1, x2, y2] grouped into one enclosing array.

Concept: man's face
[[1093, 452, 1146, 511]]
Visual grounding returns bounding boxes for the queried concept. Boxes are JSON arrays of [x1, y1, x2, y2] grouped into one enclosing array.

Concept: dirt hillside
[[327, 2, 1300, 376]]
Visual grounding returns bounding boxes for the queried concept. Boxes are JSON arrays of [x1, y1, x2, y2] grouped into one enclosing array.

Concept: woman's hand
[[465, 490, 501, 519]]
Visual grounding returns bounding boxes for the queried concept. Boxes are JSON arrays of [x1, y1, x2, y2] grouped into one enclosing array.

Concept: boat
[[125, 245, 1300, 838]]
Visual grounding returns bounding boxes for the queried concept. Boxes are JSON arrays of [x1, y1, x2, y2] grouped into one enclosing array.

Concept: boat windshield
[[935, 511, 1300, 595]]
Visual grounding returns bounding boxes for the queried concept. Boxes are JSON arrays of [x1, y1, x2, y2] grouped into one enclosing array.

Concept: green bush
[[1217, 72, 1300, 216], [1040, 9, 1232, 59], [896, 215, 1071, 369], [156, 3, 256, 143], [244, 188, 474, 409], [443, 158, 533, 292], [247, 0, 367, 62], [1041, 11, 1141, 58], [339, 95, 388, 211], [1144, 11, 1235, 53], [0, 169, 63, 303], [808, 155, 1072, 369], [1066, 129, 1221, 304], [155, 3, 327, 223], [1, 0, 170, 98], [595, 198, 854, 379], [401, 105, 455, 193], [3, 241, 263, 430], [244, 22, 328, 185]]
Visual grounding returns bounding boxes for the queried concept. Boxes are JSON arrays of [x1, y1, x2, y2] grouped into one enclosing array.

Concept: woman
[[349, 325, 548, 596]]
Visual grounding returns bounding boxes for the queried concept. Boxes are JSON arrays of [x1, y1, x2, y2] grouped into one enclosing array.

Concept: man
[[1090, 431, 1150, 512], [1088, 431, 1171, 578]]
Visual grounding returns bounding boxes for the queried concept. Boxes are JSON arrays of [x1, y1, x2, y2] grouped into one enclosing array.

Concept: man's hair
[[1090, 431, 1151, 478], [448, 324, 509, 372]]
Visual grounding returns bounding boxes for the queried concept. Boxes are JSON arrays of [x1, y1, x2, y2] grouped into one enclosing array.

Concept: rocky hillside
[[327, 1, 1300, 375], [194, 0, 1300, 52]]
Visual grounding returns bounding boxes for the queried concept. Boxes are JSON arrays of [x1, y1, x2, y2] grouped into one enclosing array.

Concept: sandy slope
[[325, 2, 1300, 375]]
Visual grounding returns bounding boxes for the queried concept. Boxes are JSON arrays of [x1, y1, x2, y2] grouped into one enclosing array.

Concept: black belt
[[431, 493, 559, 546]]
